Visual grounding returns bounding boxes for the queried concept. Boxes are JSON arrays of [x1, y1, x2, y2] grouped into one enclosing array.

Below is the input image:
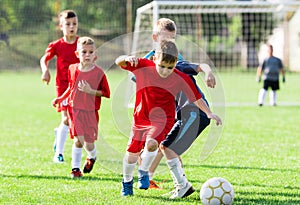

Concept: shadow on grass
[[233, 190, 300, 205], [0, 173, 121, 182], [186, 163, 299, 173], [134, 191, 200, 204]]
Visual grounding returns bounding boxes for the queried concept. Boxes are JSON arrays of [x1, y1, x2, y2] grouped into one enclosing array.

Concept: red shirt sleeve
[[98, 73, 110, 98]]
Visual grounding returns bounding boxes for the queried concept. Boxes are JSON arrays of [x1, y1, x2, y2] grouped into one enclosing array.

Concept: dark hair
[[156, 40, 178, 64], [59, 10, 77, 24], [60, 10, 77, 19]]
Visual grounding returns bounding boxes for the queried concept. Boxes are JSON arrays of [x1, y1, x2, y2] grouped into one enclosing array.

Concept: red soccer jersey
[[44, 37, 80, 94], [67, 63, 110, 111], [122, 58, 202, 127]]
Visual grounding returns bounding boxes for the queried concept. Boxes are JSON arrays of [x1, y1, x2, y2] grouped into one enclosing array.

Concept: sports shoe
[[53, 154, 64, 163], [169, 182, 195, 199], [83, 157, 96, 173], [149, 180, 161, 189], [70, 168, 83, 178], [161, 188, 177, 197], [137, 169, 150, 189], [121, 179, 133, 196], [53, 127, 58, 152]]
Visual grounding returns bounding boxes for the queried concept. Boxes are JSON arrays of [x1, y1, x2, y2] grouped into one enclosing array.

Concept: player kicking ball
[[115, 40, 222, 198]]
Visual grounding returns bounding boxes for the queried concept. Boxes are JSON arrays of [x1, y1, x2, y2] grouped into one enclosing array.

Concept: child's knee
[[159, 143, 166, 151], [74, 137, 83, 148], [145, 139, 158, 152]]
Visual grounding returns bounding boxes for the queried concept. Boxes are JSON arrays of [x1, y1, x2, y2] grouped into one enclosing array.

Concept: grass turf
[[0, 69, 299, 204]]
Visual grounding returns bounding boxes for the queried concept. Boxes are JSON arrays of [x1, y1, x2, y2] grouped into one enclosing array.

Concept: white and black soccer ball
[[200, 177, 234, 205]]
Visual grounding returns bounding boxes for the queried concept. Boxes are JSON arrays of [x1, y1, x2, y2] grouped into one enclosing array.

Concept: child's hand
[[78, 80, 92, 94], [205, 72, 216, 88], [52, 98, 60, 107], [41, 70, 51, 85], [125, 56, 138, 67], [256, 76, 261, 83], [207, 113, 222, 126]]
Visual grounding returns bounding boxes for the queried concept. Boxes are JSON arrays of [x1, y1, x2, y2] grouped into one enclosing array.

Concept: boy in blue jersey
[[140, 18, 219, 198]]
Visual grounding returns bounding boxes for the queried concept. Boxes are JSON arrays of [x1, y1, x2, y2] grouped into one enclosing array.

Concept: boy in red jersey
[[52, 37, 110, 178], [40, 10, 79, 163], [116, 40, 222, 196]]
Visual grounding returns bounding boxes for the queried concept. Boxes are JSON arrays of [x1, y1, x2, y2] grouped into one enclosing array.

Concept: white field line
[[213, 102, 300, 107]]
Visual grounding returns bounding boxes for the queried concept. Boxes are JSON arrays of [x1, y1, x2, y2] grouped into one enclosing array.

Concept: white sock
[[72, 144, 82, 169], [149, 171, 154, 180], [269, 90, 277, 106], [85, 146, 97, 159], [139, 149, 158, 172], [258, 88, 267, 105], [166, 158, 188, 188], [123, 156, 136, 182], [55, 123, 69, 155]]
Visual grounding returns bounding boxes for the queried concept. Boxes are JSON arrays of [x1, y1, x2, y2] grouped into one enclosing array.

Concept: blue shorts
[[162, 107, 210, 155]]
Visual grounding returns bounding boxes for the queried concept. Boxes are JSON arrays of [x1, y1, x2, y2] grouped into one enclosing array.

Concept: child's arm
[[198, 63, 216, 88], [40, 54, 51, 85], [115, 55, 138, 67], [280, 66, 286, 83], [176, 62, 216, 88], [77, 80, 107, 97], [256, 65, 262, 82], [193, 98, 222, 126], [52, 87, 71, 107]]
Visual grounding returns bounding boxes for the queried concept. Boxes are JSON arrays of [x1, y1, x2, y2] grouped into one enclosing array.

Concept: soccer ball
[[200, 177, 234, 205]]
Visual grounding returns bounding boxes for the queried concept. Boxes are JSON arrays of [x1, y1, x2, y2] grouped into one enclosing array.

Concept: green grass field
[[0, 69, 299, 205]]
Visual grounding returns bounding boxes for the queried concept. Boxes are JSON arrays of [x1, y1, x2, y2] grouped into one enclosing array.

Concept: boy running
[[40, 10, 79, 163], [52, 37, 110, 177]]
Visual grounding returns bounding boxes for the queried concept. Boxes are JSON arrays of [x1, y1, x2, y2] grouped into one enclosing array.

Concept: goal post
[[132, 0, 300, 69], [125, 1, 300, 161]]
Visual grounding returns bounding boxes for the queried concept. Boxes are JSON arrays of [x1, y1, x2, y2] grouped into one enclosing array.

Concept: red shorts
[[67, 108, 99, 143], [126, 122, 172, 153]]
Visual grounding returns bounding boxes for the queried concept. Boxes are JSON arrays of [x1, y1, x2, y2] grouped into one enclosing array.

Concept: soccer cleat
[[121, 179, 133, 196], [53, 127, 58, 152], [53, 154, 64, 163], [83, 157, 96, 173], [149, 180, 161, 189], [70, 168, 83, 178], [161, 188, 177, 197], [169, 182, 195, 199], [137, 169, 150, 190]]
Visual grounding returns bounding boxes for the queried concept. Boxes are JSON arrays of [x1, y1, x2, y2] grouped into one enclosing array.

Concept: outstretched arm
[[115, 55, 138, 67], [176, 62, 216, 88], [198, 63, 216, 88], [193, 98, 222, 126]]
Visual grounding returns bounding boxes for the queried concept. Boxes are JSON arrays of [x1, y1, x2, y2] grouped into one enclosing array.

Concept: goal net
[[131, 0, 300, 69], [125, 0, 300, 162]]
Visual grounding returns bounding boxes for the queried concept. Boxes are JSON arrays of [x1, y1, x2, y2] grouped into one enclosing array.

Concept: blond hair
[[154, 18, 177, 35], [77, 36, 95, 47]]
